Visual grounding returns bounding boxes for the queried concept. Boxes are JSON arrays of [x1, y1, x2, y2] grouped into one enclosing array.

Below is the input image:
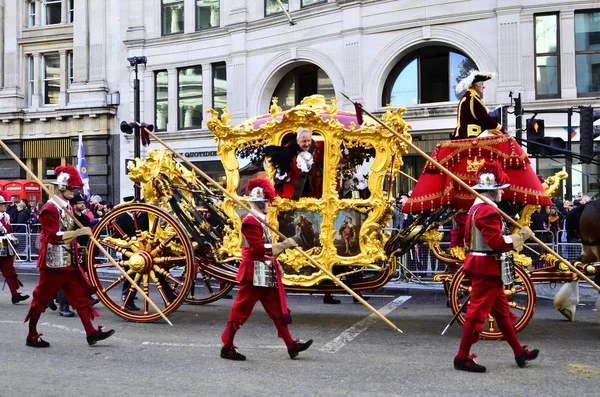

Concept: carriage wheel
[[86, 203, 195, 322], [448, 265, 536, 340], [170, 256, 235, 305]]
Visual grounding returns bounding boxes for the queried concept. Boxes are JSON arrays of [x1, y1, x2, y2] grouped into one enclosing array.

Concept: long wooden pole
[[398, 170, 418, 184], [341, 93, 600, 293], [0, 139, 173, 326], [141, 125, 403, 333]]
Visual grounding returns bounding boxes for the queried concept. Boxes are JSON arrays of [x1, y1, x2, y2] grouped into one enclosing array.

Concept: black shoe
[[125, 302, 140, 311], [454, 355, 486, 373], [323, 295, 341, 304], [59, 310, 75, 318], [515, 346, 539, 368], [288, 339, 313, 359], [223, 294, 233, 299], [26, 334, 50, 348], [221, 346, 246, 361], [353, 295, 371, 303], [12, 294, 30, 304], [91, 298, 100, 306], [48, 300, 58, 311], [86, 327, 115, 346]]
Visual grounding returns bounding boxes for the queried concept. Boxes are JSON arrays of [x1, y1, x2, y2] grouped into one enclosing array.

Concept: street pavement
[[1, 268, 599, 397]]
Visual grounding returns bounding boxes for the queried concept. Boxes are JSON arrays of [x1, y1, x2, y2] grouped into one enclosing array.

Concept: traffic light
[[526, 119, 545, 155], [579, 106, 600, 163], [488, 105, 508, 127]]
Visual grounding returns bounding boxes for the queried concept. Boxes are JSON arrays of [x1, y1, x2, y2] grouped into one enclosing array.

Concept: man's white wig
[[456, 70, 496, 94]]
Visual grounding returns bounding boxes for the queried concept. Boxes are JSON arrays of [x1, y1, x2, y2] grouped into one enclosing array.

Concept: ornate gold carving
[[206, 95, 412, 287], [466, 156, 485, 173]]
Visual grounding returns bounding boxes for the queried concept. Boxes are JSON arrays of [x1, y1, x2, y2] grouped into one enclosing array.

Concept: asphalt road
[[1, 273, 599, 397]]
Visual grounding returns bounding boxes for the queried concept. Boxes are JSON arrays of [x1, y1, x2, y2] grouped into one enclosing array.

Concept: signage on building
[[183, 150, 218, 158]]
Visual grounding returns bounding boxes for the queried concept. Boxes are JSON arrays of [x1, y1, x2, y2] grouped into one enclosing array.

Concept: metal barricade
[[29, 223, 41, 261], [9, 223, 30, 261]]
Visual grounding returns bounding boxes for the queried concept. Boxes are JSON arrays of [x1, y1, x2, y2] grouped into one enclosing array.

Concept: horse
[[554, 199, 600, 321]]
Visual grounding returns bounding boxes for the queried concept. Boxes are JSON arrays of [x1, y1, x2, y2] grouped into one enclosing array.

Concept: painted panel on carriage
[[277, 210, 322, 251], [333, 210, 367, 257]]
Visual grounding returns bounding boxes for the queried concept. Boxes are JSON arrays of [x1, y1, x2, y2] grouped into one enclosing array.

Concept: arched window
[[271, 64, 334, 110], [382, 46, 477, 106]]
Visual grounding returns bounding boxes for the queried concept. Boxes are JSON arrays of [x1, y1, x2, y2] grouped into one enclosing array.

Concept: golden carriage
[[85, 95, 598, 337]]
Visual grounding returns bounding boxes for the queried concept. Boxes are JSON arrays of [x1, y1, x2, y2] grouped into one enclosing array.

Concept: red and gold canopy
[[403, 135, 552, 213]]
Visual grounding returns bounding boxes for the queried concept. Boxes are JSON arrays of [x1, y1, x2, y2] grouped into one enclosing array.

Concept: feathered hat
[[246, 178, 276, 202], [0, 191, 12, 204], [471, 162, 510, 191], [53, 165, 84, 190], [456, 70, 495, 94]]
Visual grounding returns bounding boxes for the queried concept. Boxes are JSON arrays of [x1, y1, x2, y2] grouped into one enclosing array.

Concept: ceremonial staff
[[340, 92, 600, 293], [135, 123, 403, 333], [0, 139, 173, 326]]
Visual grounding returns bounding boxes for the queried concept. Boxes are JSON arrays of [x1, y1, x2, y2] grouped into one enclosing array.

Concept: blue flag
[[77, 134, 90, 200]]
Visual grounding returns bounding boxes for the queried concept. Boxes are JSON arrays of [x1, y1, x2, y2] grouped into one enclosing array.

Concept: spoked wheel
[[87, 203, 195, 322], [448, 265, 536, 340], [185, 258, 235, 305]]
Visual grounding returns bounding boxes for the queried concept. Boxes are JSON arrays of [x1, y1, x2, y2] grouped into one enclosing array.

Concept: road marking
[[319, 295, 411, 354]]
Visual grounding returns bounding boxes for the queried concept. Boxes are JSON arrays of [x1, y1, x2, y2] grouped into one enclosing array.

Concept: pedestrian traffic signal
[[526, 119, 545, 155], [579, 106, 600, 163]]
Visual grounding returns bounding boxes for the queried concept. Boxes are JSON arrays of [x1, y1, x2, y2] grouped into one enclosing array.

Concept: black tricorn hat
[[69, 193, 86, 205]]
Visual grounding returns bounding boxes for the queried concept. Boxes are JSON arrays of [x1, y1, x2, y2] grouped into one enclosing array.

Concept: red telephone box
[[3, 180, 42, 206]]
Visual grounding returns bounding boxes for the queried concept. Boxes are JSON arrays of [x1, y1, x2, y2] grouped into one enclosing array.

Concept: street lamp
[[126, 56, 147, 159]]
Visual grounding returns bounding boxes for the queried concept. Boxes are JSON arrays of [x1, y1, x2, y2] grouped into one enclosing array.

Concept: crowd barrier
[[9, 225, 583, 282]]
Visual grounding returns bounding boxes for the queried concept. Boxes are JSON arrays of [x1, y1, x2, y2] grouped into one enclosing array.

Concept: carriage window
[[334, 210, 367, 257], [337, 145, 375, 199], [235, 144, 267, 196]]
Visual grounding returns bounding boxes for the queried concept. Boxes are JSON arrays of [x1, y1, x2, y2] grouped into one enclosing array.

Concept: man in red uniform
[[0, 191, 29, 304], [454, 162, 539, 372], [220, 178, 313, 361], [25, 165, 115, 348]]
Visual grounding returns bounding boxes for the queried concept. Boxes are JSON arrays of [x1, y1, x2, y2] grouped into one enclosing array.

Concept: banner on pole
[[76, 134, 90, 200]]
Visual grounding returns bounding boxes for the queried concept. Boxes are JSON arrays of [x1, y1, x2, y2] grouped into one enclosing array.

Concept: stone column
[[167, 68, 178, 132], [88, 0, 105, 82], [184, 0, 195, 33], [31, 53, 42, 109], [59, 50, 68, 106], [201, 64, 212, 129], [61, 0, 68, 23], [34, 0, 41, 27], [72, 0, 89, 83], [560, 10, 577, 99], [126, 0, 145, 41]]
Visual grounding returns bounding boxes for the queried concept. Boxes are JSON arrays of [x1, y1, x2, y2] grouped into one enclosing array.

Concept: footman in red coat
[[454, 162, 539, 372], [220, 178, 313, 360], [25, 165, 115, 348]]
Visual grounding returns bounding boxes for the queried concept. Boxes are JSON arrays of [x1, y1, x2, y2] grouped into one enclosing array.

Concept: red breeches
[[29, 269, 93, 313]]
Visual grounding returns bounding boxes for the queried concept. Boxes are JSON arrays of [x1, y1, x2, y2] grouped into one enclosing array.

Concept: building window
[[162, 0, 184, 35], [67, 51, 73, 87], [265, 0, 288, 16], [28, 56, 34, 107], [196, 0, 219, 29], [28, 1, 36, 27], [301, 0, 326, 7], [534, 13, 560, 98], [178, 66, 203, 130], [155, 70, 169, 132], [272, 64, 334, 110], [575, 11, 600, 96], [68, 0, 74, 23], [382, 46, 476, 106], [42, 0, 62, 25], [43, 54, 60, 105], [212, 62, 227, 115]]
